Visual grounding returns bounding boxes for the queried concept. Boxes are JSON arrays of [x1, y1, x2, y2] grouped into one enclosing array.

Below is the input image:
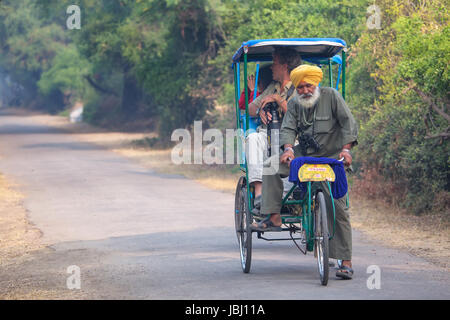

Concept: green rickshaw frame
[[232, 38, 348, 285]]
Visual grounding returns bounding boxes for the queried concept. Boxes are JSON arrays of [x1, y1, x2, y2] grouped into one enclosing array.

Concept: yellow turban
[[290, 64, 323, 88]]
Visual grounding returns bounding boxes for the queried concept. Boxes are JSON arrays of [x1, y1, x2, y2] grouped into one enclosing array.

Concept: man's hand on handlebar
[[339, 150, 352, 166], [280, 148, 294, 167]]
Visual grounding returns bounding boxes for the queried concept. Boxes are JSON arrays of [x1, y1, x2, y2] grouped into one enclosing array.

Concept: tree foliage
[[0, 0, 448, 214], [0, 0, 72, 111], [348, 0, 449, 214]]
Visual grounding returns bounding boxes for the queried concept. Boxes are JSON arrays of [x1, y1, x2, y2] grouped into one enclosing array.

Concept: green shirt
[[250, 80, 294, 130], [280, 87, 358, 158]]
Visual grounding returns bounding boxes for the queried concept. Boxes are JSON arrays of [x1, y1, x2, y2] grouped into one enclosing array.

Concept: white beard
[[298, 87, 320, 109]]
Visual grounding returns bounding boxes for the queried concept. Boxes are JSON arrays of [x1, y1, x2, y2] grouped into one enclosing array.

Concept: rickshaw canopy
[[232, 37, 348, 143], [232, 38, 346, 63]]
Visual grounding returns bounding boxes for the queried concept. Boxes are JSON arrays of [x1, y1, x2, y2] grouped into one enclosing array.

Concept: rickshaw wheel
[[234, 177, 252, 273], [234, 177, 245, 243], [314, 191, 329, 286]]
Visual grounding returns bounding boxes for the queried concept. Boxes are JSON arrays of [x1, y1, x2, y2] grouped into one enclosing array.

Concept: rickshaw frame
[[232, 38, 348, 285]]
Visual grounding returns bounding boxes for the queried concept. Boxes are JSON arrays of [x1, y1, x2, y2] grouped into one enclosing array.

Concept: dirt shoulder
[[350, 195, 449, 270], [0, 173, 88, 299], [0, 173, 43, 264]]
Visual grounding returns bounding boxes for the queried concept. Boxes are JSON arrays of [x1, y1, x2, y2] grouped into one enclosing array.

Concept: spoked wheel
[[234, 178, 252, 273], [234, 177, 245, 243], [314, 191, 329, 286]]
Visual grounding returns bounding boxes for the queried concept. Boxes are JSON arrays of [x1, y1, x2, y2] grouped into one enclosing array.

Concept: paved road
[[0, 109, 449, 299]]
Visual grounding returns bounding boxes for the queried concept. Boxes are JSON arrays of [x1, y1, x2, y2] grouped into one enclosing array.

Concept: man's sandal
[[336, 265, 354, 280], [251, 216, 282, 232]]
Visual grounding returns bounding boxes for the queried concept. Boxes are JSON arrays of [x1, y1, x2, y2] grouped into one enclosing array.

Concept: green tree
[[125, 0, 226, 138], [0, 0, 89, 112], [37, 45, 90, 102], [348, 0, 449, 214]]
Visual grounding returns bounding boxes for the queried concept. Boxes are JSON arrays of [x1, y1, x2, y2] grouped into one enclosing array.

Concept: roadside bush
[[349, 0, 449, 215]]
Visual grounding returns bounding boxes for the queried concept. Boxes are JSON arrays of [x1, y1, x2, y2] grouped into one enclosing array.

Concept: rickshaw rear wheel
[[234, 177, 245, 243], [234, 177, 252, 273], [314, 191, 329, 286]]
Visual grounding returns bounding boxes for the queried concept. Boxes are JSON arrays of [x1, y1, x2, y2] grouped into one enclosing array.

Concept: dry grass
[[0, 174, 43, 265], [0, 288, 84, 300], [113, 148, 242, 193], [350, 193, 450, 270], [0, 174, 76, 299], [0, 173, 90, 299], [28, 112, 152, 149]]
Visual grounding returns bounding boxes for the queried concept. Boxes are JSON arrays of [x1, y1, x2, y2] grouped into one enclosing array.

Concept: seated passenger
[[238, 63, 273, 110], [245, 47, 302, 210]]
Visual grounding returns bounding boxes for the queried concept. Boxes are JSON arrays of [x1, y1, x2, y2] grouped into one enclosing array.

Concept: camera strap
[[300, 106, 316, 135], [275, 85, 295, 120], [286, 85, 295, 101]]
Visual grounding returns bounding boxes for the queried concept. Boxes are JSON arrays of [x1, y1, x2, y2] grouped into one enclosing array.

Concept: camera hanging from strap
[[266, 85, 296, 157], [297, 106, 321, 155]]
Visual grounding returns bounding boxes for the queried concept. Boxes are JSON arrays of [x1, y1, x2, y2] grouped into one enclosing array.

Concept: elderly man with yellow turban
[[252, 64, 358, 279]]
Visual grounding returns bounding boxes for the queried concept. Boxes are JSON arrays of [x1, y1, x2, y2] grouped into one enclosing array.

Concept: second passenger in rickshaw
[[245, 47, 302, 211], [238, 63, 273, 110]]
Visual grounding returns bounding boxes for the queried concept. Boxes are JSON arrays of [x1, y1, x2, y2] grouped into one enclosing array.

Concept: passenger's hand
[[259, 109, 267, 124], [339, 150, 352, 166], [259, 109, 272, 125], [247, 75, 256, 91], [280, 149, 295, 167]]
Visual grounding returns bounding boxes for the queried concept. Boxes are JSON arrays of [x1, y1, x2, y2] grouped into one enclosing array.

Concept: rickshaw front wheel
[[234, 177, 252, 273], [314, 191, 329, 286]]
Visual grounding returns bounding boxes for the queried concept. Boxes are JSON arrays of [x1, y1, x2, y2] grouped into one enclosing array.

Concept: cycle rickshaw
[[232, 38, 348, 286]]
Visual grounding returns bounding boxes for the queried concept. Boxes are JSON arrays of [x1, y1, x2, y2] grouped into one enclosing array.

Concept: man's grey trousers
[[260, 154, 352, 260]]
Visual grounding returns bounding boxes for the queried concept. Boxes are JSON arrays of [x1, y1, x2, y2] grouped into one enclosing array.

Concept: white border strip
[[250, 40, 344, 48]]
